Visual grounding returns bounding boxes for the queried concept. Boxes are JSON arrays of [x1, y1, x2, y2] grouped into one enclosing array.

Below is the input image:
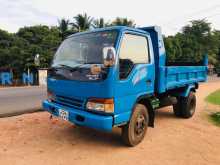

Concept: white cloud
[[0, 0, 220, 35], [0, 0, 58, 32]]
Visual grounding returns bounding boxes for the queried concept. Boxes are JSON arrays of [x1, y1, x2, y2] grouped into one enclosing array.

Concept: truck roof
[[67, 26, 149, 39]]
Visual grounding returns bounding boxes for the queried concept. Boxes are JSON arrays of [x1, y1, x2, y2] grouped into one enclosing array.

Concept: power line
[[162, 4, 220, 31], [162, 4, 220, 26], [205, 13, 220, 19]]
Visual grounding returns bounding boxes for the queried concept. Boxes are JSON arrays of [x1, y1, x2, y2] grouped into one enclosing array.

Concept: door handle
[[146, 79, 152, 85]]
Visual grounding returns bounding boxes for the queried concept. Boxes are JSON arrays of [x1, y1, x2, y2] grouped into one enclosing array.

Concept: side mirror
[[103, 47, 116, 67]]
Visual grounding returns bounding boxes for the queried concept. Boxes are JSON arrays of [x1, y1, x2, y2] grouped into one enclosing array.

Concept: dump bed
[[157, 64, 207, 94], [165, 66, 207, 90], [140, 26, 208, 94]]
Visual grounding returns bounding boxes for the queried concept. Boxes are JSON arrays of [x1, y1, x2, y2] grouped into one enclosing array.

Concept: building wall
[[38, 69, 47, 86]]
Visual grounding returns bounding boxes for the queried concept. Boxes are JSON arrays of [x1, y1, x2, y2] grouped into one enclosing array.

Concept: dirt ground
[[0, 82, 220, 165]]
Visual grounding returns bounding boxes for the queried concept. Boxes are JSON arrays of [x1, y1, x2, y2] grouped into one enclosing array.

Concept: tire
[[173, 92, 196, 118], [121, 104, 149, 147], [173, 97, 182, 117]]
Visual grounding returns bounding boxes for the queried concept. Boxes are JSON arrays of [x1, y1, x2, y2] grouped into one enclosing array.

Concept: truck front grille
[[53, 95, 84, 109]]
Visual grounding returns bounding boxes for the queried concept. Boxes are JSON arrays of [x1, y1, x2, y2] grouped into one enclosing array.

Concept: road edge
[[0, 108, 43, 118]]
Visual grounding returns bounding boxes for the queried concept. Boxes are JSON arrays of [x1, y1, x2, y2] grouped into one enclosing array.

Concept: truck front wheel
[[173, 92, 196, 118], [121, 104, 149, 147]]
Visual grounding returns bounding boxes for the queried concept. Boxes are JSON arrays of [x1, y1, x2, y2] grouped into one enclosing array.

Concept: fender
[[113, 94, 153, 127], [179, 84, 196, 97], [135, 94, 156, 127]]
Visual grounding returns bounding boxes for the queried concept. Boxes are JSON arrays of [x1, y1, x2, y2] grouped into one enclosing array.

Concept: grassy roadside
[[209, 112, 220, 126], [205, 89, 220, 126], [205, 89, 220, 105]]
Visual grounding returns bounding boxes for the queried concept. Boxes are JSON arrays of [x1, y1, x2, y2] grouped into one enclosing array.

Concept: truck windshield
[[52, 30, 118, 68]]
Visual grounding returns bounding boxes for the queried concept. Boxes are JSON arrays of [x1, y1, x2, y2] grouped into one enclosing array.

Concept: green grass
[[209, 112, 220, 127], [205, 89, 220, 105], [205, 89, 220, 126]]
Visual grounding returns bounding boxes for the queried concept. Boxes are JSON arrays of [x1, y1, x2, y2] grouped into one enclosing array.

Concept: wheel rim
[[134, 114, 146, 136]]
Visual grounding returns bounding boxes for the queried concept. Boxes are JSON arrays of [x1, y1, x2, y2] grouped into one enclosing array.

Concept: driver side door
[[114, 32, 155, 125]]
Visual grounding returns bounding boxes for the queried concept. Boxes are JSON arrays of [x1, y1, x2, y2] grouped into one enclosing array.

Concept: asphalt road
[[0, 86, 46, 117]]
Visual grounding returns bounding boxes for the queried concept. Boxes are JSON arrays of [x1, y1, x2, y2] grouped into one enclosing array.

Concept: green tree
[[0, 29, 12, 48], [93, 18, 109, 28], [15, 25, 61, 72], [181, 20, 218, 62], [111, 17, 135, 27], [213, 30, 220, 67], [164, 19, 219, 65], [71, 13, 93, 32], [164, 35, 182, 62], [58, 18, 70, 40]]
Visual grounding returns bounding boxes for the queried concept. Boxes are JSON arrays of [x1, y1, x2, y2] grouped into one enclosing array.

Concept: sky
[[0, 0, 220, 35]]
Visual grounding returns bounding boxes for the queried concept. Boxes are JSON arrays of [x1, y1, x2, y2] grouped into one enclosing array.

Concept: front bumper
[[42, 100, 113, 131]]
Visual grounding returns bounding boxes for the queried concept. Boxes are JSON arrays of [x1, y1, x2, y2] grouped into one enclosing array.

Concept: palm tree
[[72, 13, 93, 32], [93, 18, 109, 28], [58, 18, 70, 40], [112, 17, 136, 27]]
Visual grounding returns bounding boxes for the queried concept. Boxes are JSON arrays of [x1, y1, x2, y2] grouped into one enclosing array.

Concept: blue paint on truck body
[[42, 26, 207, 131]]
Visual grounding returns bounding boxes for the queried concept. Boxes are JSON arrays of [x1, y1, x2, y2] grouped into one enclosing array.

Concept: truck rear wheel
[[173, 92, 196, 118], [121, 104, 149, 147], [173, 97, 182, 117]]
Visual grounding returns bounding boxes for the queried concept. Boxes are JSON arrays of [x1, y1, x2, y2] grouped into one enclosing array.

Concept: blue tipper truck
[[42, 26, 208, 146]]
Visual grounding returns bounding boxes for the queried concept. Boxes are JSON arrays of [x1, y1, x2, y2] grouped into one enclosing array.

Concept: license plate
[[58, 109, 69, 121]]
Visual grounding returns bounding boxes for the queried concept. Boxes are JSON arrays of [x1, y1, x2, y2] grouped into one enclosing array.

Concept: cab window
[[119, 33, 150, 79]]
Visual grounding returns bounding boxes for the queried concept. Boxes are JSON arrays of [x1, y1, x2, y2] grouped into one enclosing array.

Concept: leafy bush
[[210, 112, 220, 126]]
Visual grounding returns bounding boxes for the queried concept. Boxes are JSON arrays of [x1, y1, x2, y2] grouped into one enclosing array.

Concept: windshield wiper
[[83, 62, 101, 64], [53, 64, 84, 72]]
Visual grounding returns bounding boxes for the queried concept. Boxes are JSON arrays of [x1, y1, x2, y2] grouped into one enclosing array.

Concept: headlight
[[86, 98, 114, 113], [47, 90, 55, 102]]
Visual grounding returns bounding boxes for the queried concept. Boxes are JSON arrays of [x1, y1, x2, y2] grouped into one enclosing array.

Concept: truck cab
[[43, 26, 207, 146]]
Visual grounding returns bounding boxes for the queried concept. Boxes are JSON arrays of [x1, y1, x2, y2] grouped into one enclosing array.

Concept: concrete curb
[[0, 108, 43, 118], [0, 86, 46, 90]]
